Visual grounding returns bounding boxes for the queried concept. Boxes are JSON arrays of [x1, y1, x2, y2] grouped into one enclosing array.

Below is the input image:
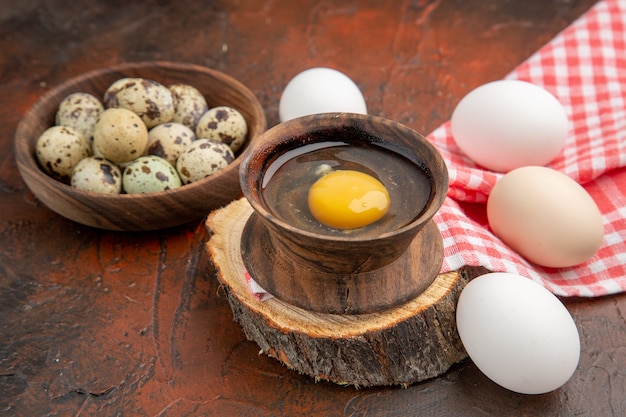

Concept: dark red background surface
[[2, 1, 625, 415]]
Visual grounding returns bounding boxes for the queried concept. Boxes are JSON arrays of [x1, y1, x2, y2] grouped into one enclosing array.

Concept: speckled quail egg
[[91, 144, 131, 170], [104, 77, 174, 128], [71, 156, 122, 194], [93, 108, 149, 164], [169, 83, 209, 130], [146, 122, 196, 165], [103, 77, 136, 106], [176, 138, 234, 184], [36, 125, 92, 183], [92, 142, 104, 158], [55, 92, 104, 144], [122, 155, 182, 194], [195, 106, 248, 153]]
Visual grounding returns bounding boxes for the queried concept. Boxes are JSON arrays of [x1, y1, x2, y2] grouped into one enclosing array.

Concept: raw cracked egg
[[307, 170, 390, 229], [279, 67, 367, 122], [451, 80, 569, 172], [456, 272, 580, 395], [487, 166, 604, 268]]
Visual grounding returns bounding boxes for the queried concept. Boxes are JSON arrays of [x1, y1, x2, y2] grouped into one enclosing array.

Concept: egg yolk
[[307, 170, 390, 229]]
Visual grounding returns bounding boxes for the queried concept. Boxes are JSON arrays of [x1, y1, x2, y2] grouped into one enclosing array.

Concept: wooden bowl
[[14, 61, 267, 231], [239, 113, 449, 314]]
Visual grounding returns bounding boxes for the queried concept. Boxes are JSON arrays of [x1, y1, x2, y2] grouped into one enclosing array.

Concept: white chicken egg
[[279, 67, 367, 122], [456, 272, 580, 395], [450, 80, 569, 172]]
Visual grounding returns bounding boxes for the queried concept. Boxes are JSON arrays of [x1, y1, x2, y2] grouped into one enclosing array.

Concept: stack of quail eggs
[[35, 77, 248, 194]]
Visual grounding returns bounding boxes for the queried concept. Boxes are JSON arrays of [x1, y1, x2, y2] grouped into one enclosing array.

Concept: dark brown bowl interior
[[15, 61, 266, 231]]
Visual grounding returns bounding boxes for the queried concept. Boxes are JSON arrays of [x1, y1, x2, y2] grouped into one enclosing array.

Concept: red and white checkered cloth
[[432, 0, 626, 297]]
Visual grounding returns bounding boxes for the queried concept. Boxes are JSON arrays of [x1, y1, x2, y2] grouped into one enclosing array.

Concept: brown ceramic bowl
[[239, 113, 449, 314], [15, 61, 266, 231]]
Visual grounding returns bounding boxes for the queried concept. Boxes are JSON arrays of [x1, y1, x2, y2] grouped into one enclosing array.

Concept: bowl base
[[241, 212, 444, 314]]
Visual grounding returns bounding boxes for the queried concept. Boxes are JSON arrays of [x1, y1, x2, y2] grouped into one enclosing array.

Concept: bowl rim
[[239, 112, 449, 243], [15, 60, 267, 210]]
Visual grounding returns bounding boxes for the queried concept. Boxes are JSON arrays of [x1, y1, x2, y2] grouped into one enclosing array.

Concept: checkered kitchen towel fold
[[431, 0, 626, 296]]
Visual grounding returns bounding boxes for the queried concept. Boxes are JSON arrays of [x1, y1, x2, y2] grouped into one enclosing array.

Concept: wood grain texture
[[207, 198, 468, 387], [14, 61, 267, 231], [2, 1, 622, 416]]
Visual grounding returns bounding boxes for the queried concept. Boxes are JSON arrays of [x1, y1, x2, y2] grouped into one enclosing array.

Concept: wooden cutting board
[[206, 198, 478, 387]]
